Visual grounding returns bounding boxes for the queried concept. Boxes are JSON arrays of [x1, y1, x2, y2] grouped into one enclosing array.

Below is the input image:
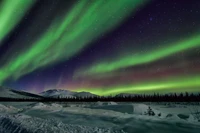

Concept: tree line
[[1, 92, 200, 102]]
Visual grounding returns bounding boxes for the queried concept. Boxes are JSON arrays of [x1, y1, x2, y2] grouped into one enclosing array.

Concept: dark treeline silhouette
[[1, 92, 200, 102]]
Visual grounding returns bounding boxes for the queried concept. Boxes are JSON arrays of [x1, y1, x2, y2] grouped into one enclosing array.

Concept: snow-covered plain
[[0, 102, 200, 133], [0, 88, 200, 132]]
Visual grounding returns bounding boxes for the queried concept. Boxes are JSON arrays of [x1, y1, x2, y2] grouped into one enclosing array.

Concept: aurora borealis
[[0, 0, 200, 95], [77, 33, 200, 75], [0, 0, 146, 82], [0, 0, 35, 43]]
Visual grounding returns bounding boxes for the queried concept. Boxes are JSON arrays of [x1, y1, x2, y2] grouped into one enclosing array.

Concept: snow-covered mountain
[[39, 89, 97, 98], [0, 86, 43, 99], [0, 86, 97, 99], [39, 89, 75, 98]]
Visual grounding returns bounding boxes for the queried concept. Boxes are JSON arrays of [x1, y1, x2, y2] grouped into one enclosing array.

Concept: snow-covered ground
[[0, 102, 200, 133]]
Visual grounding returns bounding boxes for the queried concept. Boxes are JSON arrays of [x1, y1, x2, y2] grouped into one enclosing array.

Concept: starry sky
[[0, 0, 200, 95]]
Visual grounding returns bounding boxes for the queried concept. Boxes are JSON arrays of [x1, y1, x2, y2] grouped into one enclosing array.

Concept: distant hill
[[0, 86, 44, 99]]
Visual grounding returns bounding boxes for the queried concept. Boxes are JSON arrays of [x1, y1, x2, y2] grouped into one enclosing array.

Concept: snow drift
[[0, 114, 125, 133]]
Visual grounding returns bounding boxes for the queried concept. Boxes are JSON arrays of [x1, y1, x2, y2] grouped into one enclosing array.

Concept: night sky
[[0, 0, 200, 95]]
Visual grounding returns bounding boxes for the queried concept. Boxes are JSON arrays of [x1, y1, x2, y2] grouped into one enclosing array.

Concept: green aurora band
[[0, 0, 147, 83], [76, 75, 200, 95], [78, 33, 200, 76], [0, 0, 35, 43]]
